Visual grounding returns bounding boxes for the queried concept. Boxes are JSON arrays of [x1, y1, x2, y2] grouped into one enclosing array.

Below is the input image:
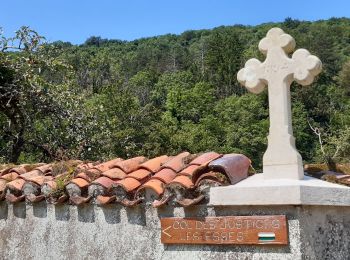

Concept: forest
[[0, 17, 349, 170]]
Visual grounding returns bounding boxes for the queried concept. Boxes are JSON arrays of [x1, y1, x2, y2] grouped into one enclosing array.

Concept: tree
[[0, 27, 83, 162]]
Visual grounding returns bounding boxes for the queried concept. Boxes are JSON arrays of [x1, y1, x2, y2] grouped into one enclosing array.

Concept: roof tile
[[92, 176, 119, 189], [18, 170, 43, 181], [169, 175, 195, 189], [208, 154, 250, 185], [112, 156, 147, 173], [138, 179, 165, 196], [127, 169, 151, 180], [138, 155, 169, 173], [101, 168, 127, 179], [189, 152, 222, 166], [0, 151, 254, 208], [152, 168, 177, 184], [1, 172, 19, 182], [35, 164, 52, 174], [7, 178, 26, 191], [93, 158, 123, 172], [69, 177, 89, 188], [115, 178, 142, 192], [160, 152, 190, 172]]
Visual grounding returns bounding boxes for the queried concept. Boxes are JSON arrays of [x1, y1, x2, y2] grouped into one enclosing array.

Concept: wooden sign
[[161, 215, 288, 245]]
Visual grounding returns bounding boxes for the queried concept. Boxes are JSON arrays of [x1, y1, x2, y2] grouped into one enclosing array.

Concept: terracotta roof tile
[[6, 193, 25, 203], [195, 171, 229, 186], [76, 172, 96, 182], [96, 195, 116, 205], [188, 152, 222, 166], [26, 176, 53, 186], [160, 152, 190, 172], [76, 162, 95, 171], [169, 175, 195, 189], [138, 155, 169, 173], [7, 178, 26, 192], [6, 165, 29, 175], [138, 179, 165, 197], [112, 156, 147, 173], [127, 169, 151, 180], [101, 168, 127, 179], [18, 170, 43, 181], [69, 177, 89, 188], [35, 164, 53, 175], [1, 151, 254, 207], [93, 158, 123, 172], [152, 168, 177, 184], [208, 154, 250, 185], [0, 179, 7, 199], [1, 172, 19, 182], [179, 164, 201, 177], [115, 178, 142, 193], [92, 176, 119, 189]]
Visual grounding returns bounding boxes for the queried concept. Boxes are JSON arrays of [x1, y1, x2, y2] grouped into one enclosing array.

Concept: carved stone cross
[[237, 28, 322, 180]]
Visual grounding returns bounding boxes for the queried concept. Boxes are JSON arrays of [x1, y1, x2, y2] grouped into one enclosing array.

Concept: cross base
[[262, 133, 304, 180], [209, 174, 350, 206], [263, 163, 304, 180]]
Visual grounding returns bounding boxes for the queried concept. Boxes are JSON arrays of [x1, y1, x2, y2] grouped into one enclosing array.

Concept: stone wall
[[0, 202, 349, 260]]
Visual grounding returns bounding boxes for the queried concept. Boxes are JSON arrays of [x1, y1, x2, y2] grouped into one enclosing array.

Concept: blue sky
[[1, 0, 349, 44]]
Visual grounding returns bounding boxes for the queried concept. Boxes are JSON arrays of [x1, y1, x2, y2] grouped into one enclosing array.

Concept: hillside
[[0, 17, 349, 169]]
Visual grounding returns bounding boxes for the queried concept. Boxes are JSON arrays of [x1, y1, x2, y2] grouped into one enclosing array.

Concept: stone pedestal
[[209, 174, 350, 206], [208, 175, 350, 259]]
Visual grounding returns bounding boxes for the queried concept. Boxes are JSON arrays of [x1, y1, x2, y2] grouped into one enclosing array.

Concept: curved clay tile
[[26, 194, 45, 203], [0, 179, 7, 200], [55, 195, 69, 204], [152, 189, 173, 208], [93, 158, 123, 172], [76, 162, 95, 171], [188, 152, 222, 166], [179, 164, 201, 177], [96, 195, 116, 205], [88, 177, 120, 199], [18, 170, 43, 181], [137, 179, 165, 197], [69, 178, 89, 189], [0, 167, 12, 176], [1, 172, 19, 182], [35, 164, 52, 175], [208, 154, 251, 185], [70, 195, 92, 205], [101, 168, 127, 179], [160, 152, 190, 172], [7, 165, 29, 175], [6, 193, 25, 203], [152, 168, 177, 184], [194, 171, 229, 186], [127, 169, 151, 181], [7, 178, 26, 192], [76, 171, 99, 183], [119, 198, 142, 207], [115, 178, 142, 193], [111, 156, 147, 173], [28, 176, 53, 186], [92, 176, 118, 190], [138, 155, 169, 173], [168, 175, 195, 190]]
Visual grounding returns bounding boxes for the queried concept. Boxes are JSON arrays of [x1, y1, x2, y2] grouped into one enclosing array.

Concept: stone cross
[[237, 28, 322, 180]]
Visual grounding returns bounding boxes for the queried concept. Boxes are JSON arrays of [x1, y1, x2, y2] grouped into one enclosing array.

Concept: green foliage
[[1, 18, 350, 170]]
